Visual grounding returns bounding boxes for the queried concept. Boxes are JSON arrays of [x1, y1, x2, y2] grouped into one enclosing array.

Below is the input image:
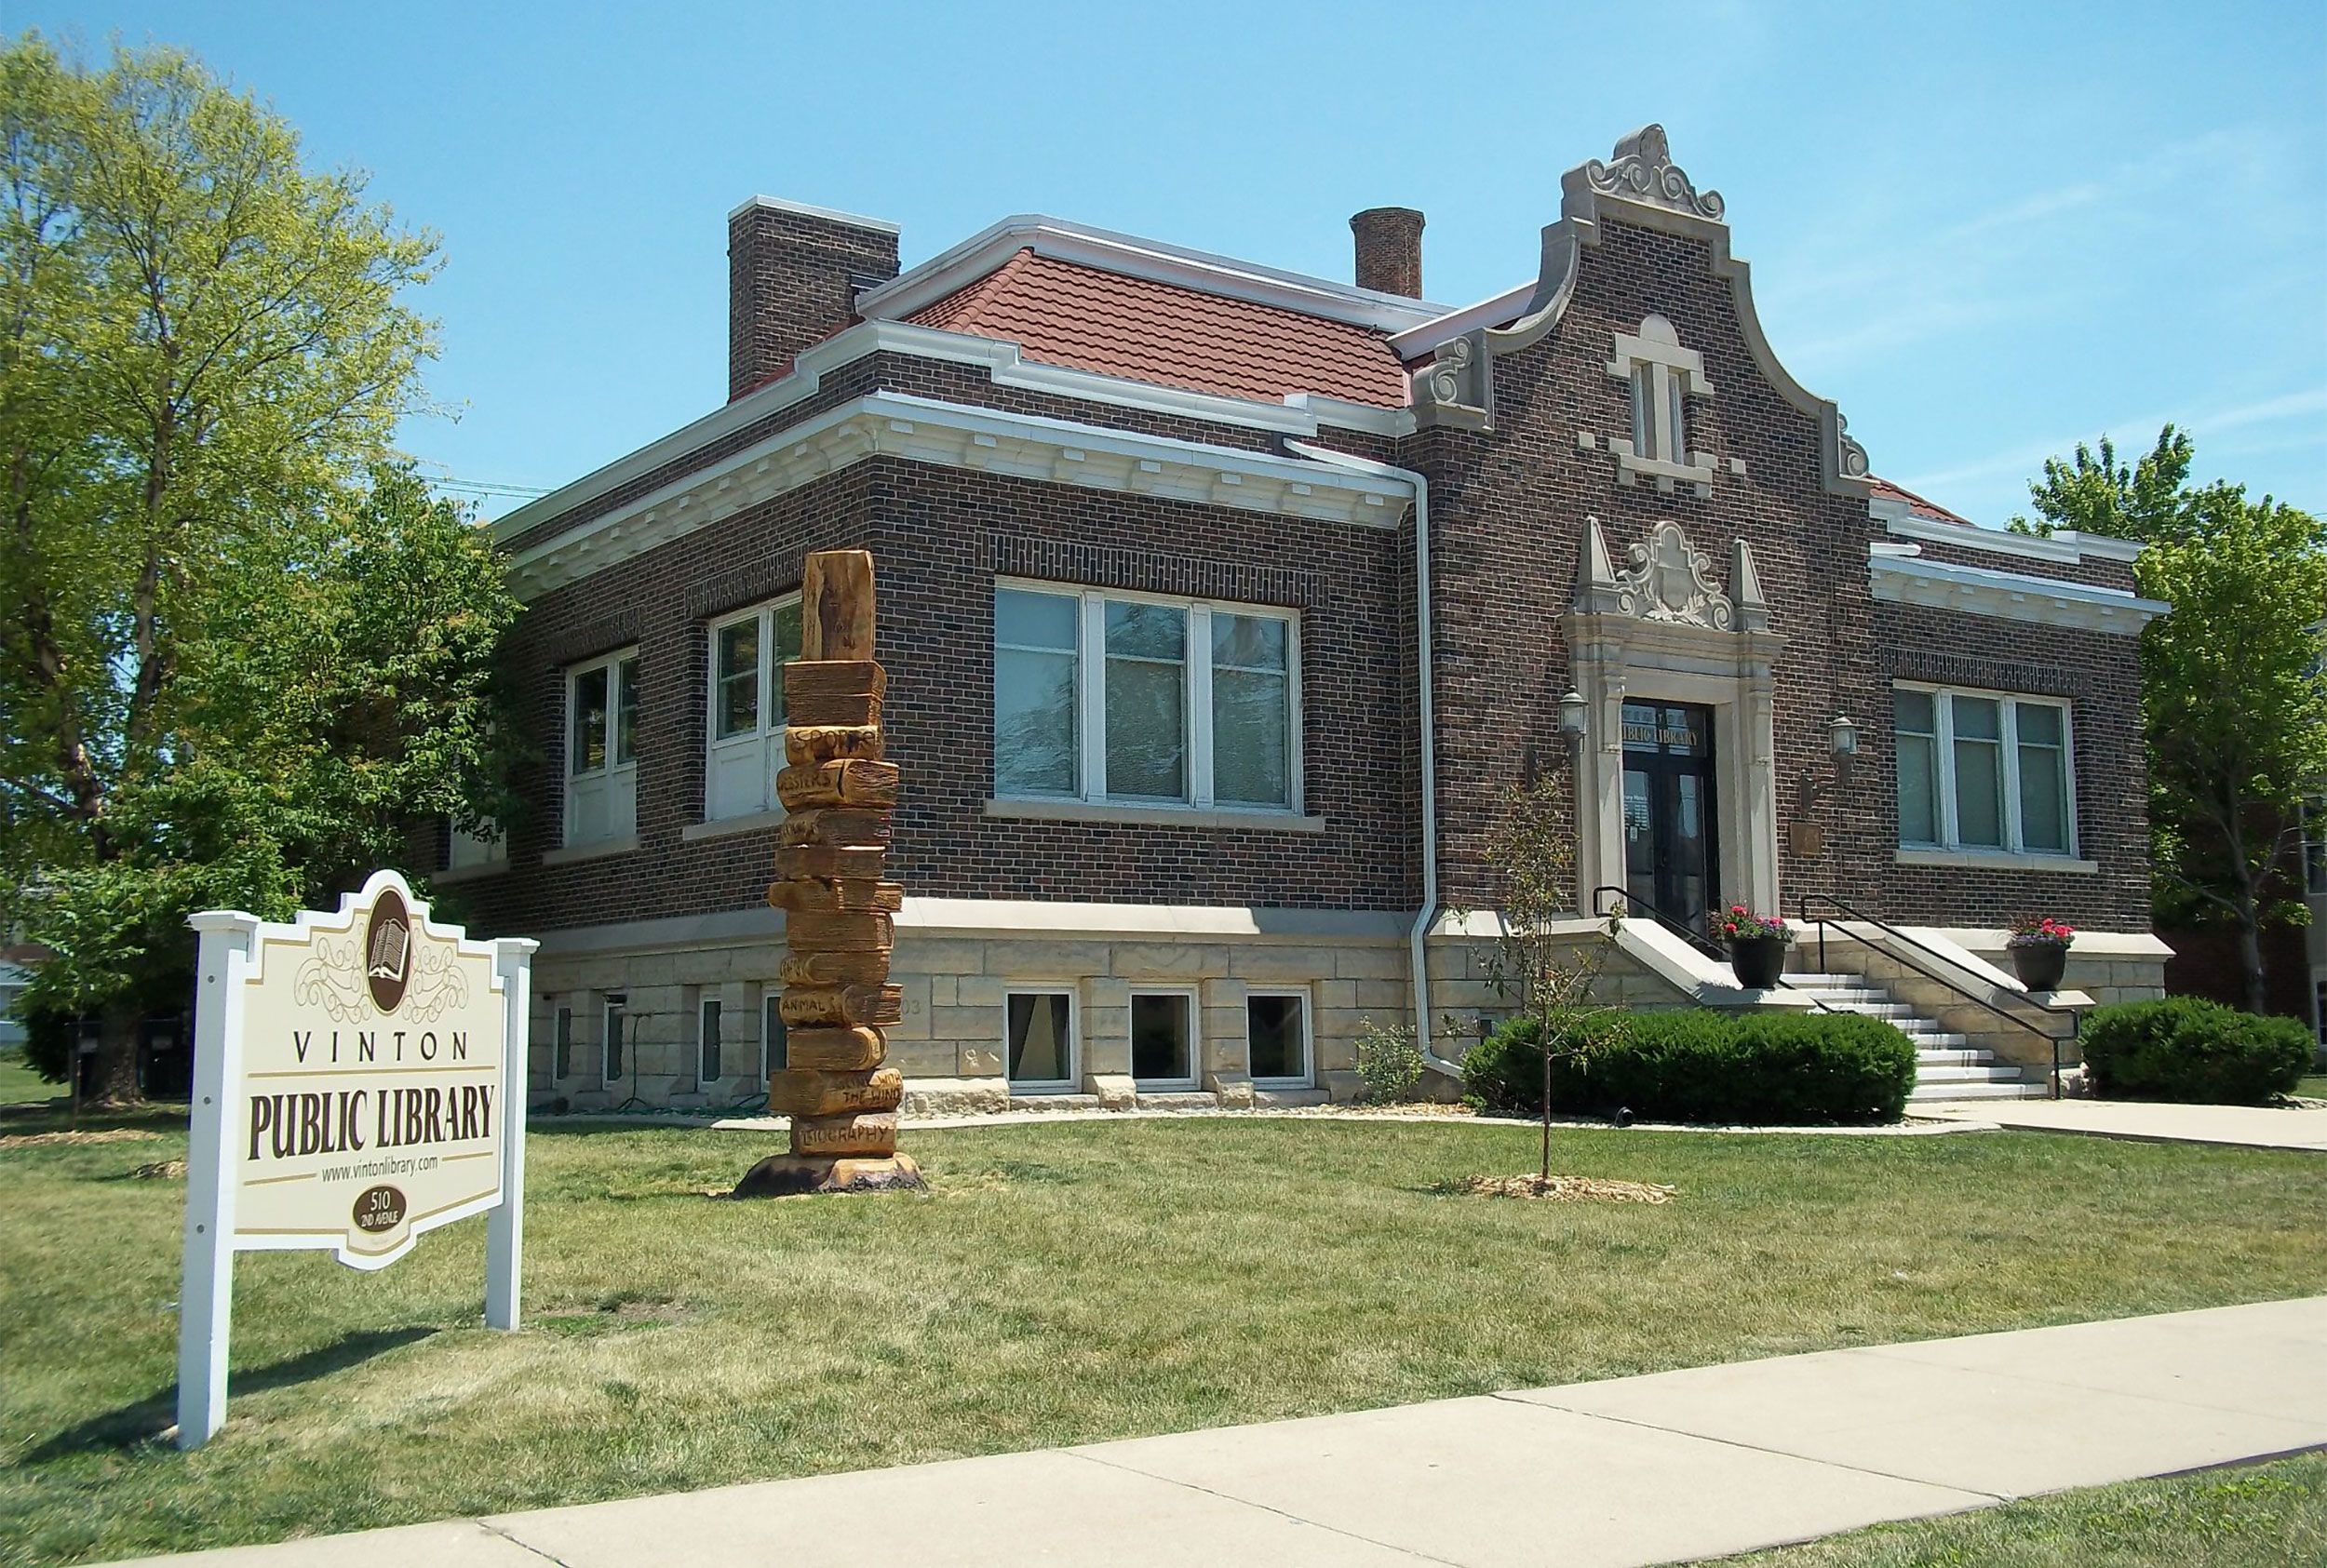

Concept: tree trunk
[[90, 1003, 144, 1106], [2238, 905, 2268, 1017]]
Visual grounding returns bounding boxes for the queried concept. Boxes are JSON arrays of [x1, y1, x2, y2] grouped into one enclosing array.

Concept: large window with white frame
[[994, 583, 1298, 811], [706, 596, 804, 821], [1895, 685, 2077, 856], [566, 650, 639, 846]]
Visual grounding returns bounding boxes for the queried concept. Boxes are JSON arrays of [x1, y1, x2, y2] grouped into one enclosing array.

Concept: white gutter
[[1285, 442, 1460, 1078]]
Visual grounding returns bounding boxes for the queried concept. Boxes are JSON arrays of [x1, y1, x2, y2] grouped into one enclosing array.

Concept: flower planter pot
[[1728, 935, 1789, 989], [2009, 941, 2068, 992]]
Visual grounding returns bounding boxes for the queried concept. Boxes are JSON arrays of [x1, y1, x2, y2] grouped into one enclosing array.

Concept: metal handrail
[[1795, 891, 2080, 1099], [1589, 885, 1824, 1006]]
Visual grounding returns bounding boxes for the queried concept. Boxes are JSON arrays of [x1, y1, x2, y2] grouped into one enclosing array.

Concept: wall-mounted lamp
[[1800, 714, 1859, 813], [1827, 714, 1858, 784], [1558, 689, 1590, 743]]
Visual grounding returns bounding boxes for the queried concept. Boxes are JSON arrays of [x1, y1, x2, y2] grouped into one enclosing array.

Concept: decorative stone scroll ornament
[[1573, 516, 1769, 635], [734, 549, 925, 1198], [1615, 519, 1734, 630], [1582, 125, 1725, 221]]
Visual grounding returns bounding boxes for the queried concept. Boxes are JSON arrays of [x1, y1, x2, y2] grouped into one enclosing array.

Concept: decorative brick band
[[986, 533, 1318, 609]]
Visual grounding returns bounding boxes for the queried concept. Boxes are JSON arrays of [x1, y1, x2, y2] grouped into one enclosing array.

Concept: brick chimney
[[1350, 207, 1424, 298], [728, 196, 901, 400]]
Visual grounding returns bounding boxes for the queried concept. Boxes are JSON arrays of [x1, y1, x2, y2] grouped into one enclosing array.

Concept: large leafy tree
[[1, 35, 516, 1099], [2016, 427, 2327, 1012]]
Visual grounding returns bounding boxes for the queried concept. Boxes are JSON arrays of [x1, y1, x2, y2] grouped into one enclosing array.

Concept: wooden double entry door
[[1621, 701, 1720, 939]]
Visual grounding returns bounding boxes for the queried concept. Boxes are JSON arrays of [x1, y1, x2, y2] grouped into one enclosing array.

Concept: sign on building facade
[[178, 870, 534, 1447]]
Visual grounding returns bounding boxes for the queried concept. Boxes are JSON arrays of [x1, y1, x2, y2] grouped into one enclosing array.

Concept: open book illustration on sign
[[367, 918, 410, 984]]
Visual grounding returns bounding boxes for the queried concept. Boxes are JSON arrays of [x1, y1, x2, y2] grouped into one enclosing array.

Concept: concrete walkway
[[109, 1296, 2327, 1568], [1917, 1096, 2327, 1151]]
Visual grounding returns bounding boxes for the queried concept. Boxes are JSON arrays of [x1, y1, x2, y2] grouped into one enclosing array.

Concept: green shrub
[[2081, 998, 2311, 1105], [1463, 1009, 1916, 1125], [1353, 1019, 1427, 1104]]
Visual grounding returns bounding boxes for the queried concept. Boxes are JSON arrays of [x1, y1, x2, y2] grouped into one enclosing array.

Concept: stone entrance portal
[[1567, 517, 1781, 926]]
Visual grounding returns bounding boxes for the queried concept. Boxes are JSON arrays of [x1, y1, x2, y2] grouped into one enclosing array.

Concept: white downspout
[[1285, 441, 1461, 1079]]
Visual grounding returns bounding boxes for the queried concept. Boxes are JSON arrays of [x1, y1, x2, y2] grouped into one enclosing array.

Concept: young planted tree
[[2013, 426, 2327, 1013], [0, 37, 513, 1099], [1472, 771, 1627, 1180]]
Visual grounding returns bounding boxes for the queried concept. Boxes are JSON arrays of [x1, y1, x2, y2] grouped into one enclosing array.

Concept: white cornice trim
[[1875, 506, 2145, 568], [1387, 280, 1534, 359], [504, 391, 1418, 600], [853, 215, 1454, 333], [728, 194, 899, 235], [1868, 553, 2170, 634], [491, 321, 1410, 546]]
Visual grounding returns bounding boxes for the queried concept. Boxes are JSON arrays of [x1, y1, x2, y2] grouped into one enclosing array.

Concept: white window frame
[[445, 824, 505, 871], [601, 993, 628, 1088], [1002, 985, 1080, 1093], [696, 994, 723, 1090], [1606, 314, 1716, 491], [1129, 986, 1202, 1092], [565, 648, 640, 847], [1894, 682, 2079, 857], [1245, 988, 1314, 1088], [705, 594, 803, 823], [994, 579, 1303, 814]]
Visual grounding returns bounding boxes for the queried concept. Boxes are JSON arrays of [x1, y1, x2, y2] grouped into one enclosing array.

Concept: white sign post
[[177, 870, 535, 1448]]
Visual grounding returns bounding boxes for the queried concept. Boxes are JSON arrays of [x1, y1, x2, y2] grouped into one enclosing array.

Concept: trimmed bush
[[2080, 998, 2311, 1105], [1463, 1009, 1917, 1125]]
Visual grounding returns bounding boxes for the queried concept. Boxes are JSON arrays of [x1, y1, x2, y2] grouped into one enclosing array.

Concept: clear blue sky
[[17, 2, 2326, 526]]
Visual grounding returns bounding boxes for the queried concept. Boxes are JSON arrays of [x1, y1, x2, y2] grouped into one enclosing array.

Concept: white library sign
[[178, 870, 535, 1448]]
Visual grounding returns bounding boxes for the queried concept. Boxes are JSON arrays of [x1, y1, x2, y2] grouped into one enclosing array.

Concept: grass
[[2294, 1074, 2327, 1100], [1701, 1452, 2327, 1565], [0, 1051, 54, 1108], [2, 1114, 2323, 1565]]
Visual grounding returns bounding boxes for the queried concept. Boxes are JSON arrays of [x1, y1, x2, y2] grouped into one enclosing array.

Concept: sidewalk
[[111, 1296, 2327, 1568], [1917, 1096, 2327, 1151]]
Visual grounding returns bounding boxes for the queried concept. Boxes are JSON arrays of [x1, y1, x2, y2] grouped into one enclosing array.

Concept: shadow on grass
[[0, 1100, 190, 1137], [20, 1327, 438, 1460]]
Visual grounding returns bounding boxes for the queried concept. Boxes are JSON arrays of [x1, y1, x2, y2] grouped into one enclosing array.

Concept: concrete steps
[[1786, 973, 2051, 1103]]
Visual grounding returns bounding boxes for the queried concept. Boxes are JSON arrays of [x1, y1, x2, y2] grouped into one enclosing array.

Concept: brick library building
[[445, 127, 2172, 1114]]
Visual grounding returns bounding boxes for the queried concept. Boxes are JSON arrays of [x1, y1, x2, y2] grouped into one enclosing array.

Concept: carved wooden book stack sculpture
[[734, 550, 924, 1196]]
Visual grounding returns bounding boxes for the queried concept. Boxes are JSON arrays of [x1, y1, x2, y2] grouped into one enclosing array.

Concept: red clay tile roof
[[907, 248, 1411, 409], [1868, 476, 1975, 526]]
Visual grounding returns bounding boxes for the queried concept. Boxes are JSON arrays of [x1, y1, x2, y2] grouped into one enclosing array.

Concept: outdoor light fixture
[[1558, 689, 1590, 742], [1827, 714, 1858, 787], [1799, 712, 1859, 823]]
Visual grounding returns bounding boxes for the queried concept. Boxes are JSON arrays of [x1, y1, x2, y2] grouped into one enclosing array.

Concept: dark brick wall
[[1395, 211, 2151, 931], [476, 205, 2153, 943], [464, 457, 1417, 935], [728, 203, 898, 402], [1875, 604, 2148, 926]]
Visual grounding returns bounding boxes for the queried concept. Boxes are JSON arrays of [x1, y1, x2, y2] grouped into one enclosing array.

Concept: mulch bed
[[1457, 1173, 1677, 1203]]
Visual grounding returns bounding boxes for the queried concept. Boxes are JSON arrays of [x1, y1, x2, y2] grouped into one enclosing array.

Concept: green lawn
[[0, 1050, 55, 1108], [3, 1114, 2324, 1566], [2295, 1073, 2327, 1100], [1702, 1452, 2327, 1566]]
